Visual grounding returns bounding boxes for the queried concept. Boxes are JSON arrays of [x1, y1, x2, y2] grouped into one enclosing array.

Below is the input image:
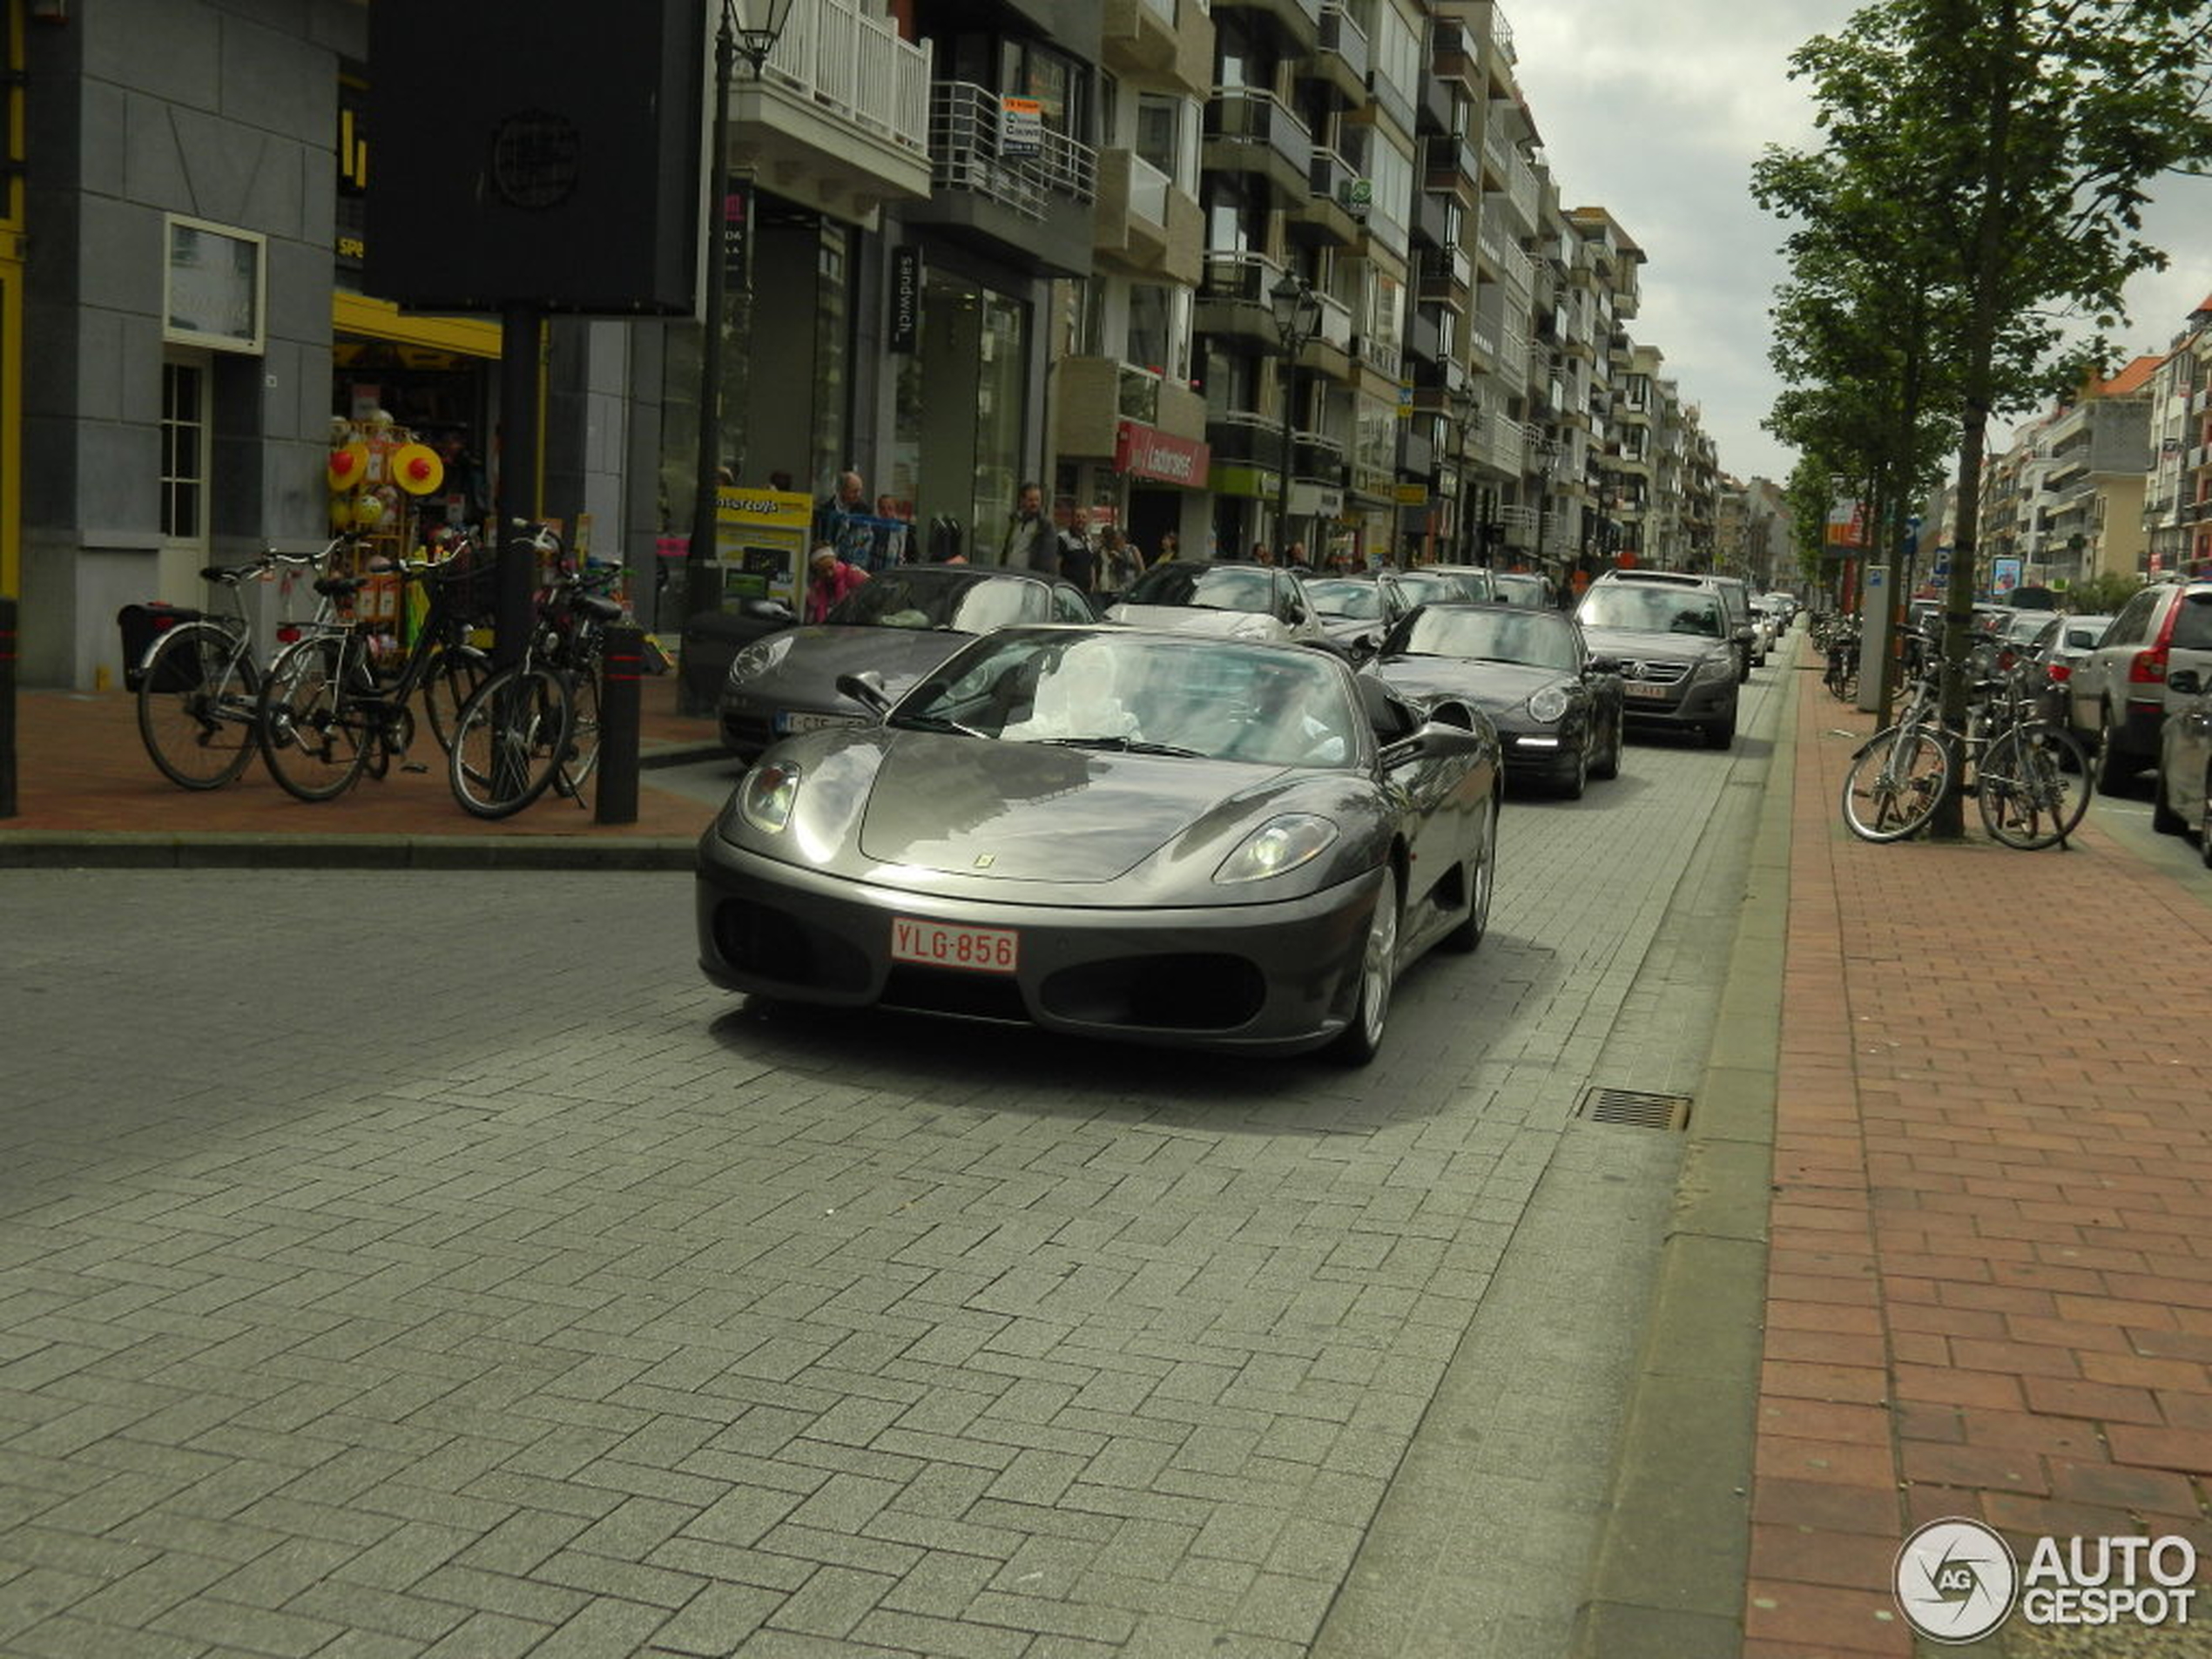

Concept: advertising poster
[[715, 487, 812, 608]]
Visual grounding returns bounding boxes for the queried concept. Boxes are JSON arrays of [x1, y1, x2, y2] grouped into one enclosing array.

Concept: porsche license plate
[[890, 917, 1020, 974], [1622, 682, 1673, 700], [775, 709, 867, 734]]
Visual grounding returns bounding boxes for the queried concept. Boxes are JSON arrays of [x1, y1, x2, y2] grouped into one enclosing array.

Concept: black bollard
[[595, 624, 641, 826], [0, 597, 15, 819]]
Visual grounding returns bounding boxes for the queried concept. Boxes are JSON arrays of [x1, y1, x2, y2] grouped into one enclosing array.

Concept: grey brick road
[[0, 666, 1784, 1658]]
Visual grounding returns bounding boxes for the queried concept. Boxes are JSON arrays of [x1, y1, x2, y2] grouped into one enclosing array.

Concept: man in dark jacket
[[1002, 481, 1055, 573], [1057, 507, 1098, 592]]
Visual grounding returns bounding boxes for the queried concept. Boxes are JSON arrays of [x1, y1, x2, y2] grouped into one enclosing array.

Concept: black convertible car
[[698, 626, 1503, 1064], [1369, 603, 1623, 797]]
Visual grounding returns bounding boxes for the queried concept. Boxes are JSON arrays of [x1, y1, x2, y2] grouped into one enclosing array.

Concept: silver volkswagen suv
[[1575, 570, 1743, 749]]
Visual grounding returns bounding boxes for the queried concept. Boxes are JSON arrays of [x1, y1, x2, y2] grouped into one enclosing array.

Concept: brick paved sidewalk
[[1744, 668, 2212, 1656], [0, 677, 724, 845]]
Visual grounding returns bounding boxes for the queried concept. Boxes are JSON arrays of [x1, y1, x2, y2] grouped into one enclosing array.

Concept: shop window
[[160, 354, 208, 543]]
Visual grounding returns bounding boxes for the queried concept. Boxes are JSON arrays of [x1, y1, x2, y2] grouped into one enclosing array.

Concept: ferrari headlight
[[738, 760, 800, 833], [1526, 685, 1570, 724], [730, 633, 794, 683], [1215, 813, 1339, 884]]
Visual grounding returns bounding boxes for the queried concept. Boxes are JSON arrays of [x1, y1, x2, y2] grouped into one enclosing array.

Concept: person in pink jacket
[[805, 543, 869, 623]]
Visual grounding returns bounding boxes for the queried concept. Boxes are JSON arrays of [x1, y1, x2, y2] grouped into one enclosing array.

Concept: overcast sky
[[1507, 0, 2212, 487]]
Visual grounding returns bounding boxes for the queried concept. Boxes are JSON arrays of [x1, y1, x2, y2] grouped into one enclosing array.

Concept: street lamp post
[[1447, 382, 1476, 565], [684, 0, 795, 667], [1269, 270, 1321, 560], [1534, 433, 1560, 582]]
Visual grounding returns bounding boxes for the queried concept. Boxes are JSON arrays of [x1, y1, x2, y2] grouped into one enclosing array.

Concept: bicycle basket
[[117, 603, 205, 691], [418, 545, 500, 624]]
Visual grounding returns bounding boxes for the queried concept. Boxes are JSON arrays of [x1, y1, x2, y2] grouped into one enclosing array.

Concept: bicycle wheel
[[1978, 725, 2093, 850], [135, 622, 261, 789], [257, 634, 372, 801], [1840, 723, 1952, 842], [553, 664, 602, 799], [449, 664, 572, 819], [421, 643, 491, 754]]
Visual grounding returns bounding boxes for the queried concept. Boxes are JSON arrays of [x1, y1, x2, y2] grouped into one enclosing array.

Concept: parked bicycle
[[1815, 611, 1861, 701], [253, 542, 496, 802], [1840, 650, 2092, 849], [446, 524, 612, 819], [127, 542, 349, 789]]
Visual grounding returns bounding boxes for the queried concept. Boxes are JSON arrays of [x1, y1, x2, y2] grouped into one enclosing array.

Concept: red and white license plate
[[889, 917, 1020, 974], [1622, 682, 1673, 700]]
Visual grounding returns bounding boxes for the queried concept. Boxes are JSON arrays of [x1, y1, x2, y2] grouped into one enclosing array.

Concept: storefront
[[889, 258, 1033, 565], [1114, 419, 1209, 563]]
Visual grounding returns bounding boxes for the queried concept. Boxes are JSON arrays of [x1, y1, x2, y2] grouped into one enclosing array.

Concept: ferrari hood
[[855, 734, 1291, 882]]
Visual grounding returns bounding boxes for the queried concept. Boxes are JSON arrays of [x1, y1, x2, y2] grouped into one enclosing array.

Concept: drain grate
[[1579, 1086, 1693, 1131]]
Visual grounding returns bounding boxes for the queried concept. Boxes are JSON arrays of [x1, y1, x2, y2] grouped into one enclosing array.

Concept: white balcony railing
[[764, 0, 934, 155], [1312, 290, 1354, 353], [1126, 152, 1170, 226], [929, 80, 1097, 219]]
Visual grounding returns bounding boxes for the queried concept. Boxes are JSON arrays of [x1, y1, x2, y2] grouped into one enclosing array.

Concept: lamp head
[[1269, 270, 1306, 337]]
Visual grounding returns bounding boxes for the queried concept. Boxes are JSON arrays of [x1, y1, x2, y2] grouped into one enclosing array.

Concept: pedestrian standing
[[1057, 508, 1098, 593], [804, 543, 868, 623], [1002, 482, 1055, 572], [1154, 530, 1180, 567], [1099, 525, 1141, 593]]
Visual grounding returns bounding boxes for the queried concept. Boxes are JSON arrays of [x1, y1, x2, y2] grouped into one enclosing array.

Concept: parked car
[[1490, 570, 1556, 610], [1106, 559, 1331, 646], [1302, 571, 1413, 653], [2064, 580, 2212, 792], [1710, 575, 1758, 675], [716, 563, 1099, 760], [1420, 563, 1499, 603], [1394, 567, 1497, 607], [680, 597, 797, 712], [2028, 613, 2114, 727], [2153, 663, 2212, 859], [696, 625, 1504, 1064], [1367, 602, 1624, 797], [1574, 570, 1742, 748]]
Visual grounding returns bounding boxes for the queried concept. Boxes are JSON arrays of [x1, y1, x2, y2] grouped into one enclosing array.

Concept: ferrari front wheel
[[1331, 866, 1399, 1068]]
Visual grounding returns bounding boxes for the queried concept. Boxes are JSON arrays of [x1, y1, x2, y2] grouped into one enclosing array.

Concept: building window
[[160, 355, 207, 541], [1128, 283, 1190, 381], [1136, 94, 1199, 196], [164, 216, 265, 354]]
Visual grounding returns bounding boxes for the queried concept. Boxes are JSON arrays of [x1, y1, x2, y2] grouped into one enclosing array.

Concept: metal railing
[[1318, 3, 1370, 80], [765, 0, 934, 155], [927, 80, 1096, 219], [1205, 86, 1314, 182], [1199, 247, 1288, 303]]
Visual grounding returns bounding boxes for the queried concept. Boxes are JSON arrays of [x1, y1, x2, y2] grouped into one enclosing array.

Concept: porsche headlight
[[1214, 813, 1339, 884], [738, 760, 800, 833], [1526, 685, 1570, 724], [730, 633, 794, 683]]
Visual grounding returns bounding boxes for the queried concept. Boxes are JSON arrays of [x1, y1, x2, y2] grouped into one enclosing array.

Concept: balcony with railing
[[733, 0, 935, 219], [1211, 0, 1322, 55], [1296, 430, 1348, 484], [1206, 408, 1289, 471], [1422, 132, 1480, 198], [1103, 0, 1214, 96], [1204, 86, 1315, 202], [1312, 4, 1369, 100], [1418, 246, 1473, 308], [1355, 328, 1401, 381], [1055, 357, 1200, 457], [1096, 149, 1202, 284], [1288, 145, 1361, 247], [914, 80, 1098, 275], [1195, 248, 1291, 350]]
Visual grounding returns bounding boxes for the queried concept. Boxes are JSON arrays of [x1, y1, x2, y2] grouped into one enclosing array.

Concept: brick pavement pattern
[[1745, 667, 2212, 1656]]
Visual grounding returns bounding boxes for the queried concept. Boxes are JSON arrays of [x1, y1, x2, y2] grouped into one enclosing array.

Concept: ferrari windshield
[[1119, 563, 1278, 615], [1577, 584, 1723, 637], [829, 570, 1044, 632], [894, 631, 1359, 768], [1394, 605, 1579, 671]]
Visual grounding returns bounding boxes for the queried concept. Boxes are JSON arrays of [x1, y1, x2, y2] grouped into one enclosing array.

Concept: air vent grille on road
[[1580, 1086, 1693, 1131]]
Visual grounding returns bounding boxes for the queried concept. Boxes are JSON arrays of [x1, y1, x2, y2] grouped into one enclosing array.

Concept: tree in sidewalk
[[1766, 0, 2212, 834]]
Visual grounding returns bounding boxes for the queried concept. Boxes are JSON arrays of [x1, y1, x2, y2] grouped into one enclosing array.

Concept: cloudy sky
[[1507, 0, 2212, 487]]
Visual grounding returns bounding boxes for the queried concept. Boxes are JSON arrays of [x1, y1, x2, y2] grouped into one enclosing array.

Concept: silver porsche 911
[[696, 626, 1503, 1063]]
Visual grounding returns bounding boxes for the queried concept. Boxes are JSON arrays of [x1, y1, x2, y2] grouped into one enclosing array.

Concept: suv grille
[[1618, 659, 1690, 685]]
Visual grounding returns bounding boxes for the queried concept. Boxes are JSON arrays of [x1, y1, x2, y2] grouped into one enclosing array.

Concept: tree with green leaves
[[1768, 0, 2212, 834]]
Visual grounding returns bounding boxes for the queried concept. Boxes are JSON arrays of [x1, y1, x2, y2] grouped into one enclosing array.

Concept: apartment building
[[2144, 297, 2212, 576], [8, 0, 1733, 685]]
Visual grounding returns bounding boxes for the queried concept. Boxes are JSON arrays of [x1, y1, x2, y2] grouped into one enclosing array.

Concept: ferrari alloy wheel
[[1332, 866, 1399, 1067]]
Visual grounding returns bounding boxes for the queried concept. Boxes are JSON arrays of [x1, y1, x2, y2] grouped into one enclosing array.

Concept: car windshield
[[1492, 574, 1547, 607], [1578, 584, 1723, 637], [1304, 578, 1386, 619], [1401, 570, 1492, 603], [829, 570, 1042, 632], [893, 632, 1359, 768], [1120, 563, 1276, 615], [1394, 606, 1579, 671]]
